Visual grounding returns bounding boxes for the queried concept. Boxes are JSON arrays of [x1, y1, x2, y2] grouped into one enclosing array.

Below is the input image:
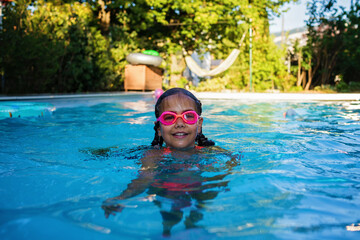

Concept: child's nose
[[174, 116, 185, 126]]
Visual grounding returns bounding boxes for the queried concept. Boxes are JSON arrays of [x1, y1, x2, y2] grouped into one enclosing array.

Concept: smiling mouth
[[172, 132, 188, 138]]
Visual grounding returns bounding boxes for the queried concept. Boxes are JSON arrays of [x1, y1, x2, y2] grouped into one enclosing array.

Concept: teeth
[[174, 133, 186, 136]]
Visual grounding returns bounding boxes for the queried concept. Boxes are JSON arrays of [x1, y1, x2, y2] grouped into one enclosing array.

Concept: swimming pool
[[0, 93, 359, 239]]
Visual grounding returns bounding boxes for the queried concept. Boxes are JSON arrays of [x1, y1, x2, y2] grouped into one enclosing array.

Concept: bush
[[314, 85, 336, 93], [195, 76, 232, 92], [0, 1, 122, 94], [335, 81, 349, 92], [349, 82, 360, 92], [288, 86, 304, 92]]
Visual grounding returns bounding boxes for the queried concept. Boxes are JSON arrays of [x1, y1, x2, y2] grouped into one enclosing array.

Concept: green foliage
[[349, 82, 360, 92], [313, 84, 336, 93], [336, 3, 360, 85], [288, 86, 303, 92], [1, 0, 298, 93], [0, 0, 122, 93], [0, 0, 61, 93], [196, 76, 232, 92], [304, 0, 360, 90], [193, 15, 289, 92], [175, 77, 188, 89], [335, 81, 349, 92]]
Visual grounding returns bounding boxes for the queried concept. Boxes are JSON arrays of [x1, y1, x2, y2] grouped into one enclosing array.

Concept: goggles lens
[[157, 111, 199, 125]]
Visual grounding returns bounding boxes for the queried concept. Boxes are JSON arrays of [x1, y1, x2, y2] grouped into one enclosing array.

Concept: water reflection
[[118, 100, 153, 115], [101, 146, 241, 237]]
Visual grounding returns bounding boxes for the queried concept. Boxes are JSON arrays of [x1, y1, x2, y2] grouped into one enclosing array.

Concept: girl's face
[[157, 93, 203, 150]]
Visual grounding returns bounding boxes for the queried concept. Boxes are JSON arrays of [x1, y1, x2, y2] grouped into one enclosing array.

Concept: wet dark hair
[[151, 88, 215, 148]]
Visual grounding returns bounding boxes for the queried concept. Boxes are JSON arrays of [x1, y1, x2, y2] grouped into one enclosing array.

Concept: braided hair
[[151, 88, 215, 148]]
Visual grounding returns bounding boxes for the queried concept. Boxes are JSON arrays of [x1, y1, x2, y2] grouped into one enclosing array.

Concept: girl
[[101, 88, 240, 237], [151, 87, 214, 149]]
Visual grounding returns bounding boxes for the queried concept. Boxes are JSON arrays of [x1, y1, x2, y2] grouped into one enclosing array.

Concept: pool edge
[[1, 91, 360, 102], [0, 91, 153, 101], [195, 92, 360, 101]]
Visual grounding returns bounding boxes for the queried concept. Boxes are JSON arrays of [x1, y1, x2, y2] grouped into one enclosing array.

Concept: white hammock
[[184, 31, 247, 78]]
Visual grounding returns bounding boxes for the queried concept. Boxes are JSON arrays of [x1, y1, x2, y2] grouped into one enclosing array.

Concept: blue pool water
[[0, 93, 359, 239]]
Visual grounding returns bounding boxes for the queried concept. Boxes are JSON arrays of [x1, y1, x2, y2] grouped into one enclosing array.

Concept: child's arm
[[102, 150, 160, 217], [112, 171, 155, 200], [102, 170, 156, 218]]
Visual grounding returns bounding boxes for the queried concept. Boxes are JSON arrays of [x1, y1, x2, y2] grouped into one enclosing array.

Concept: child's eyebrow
[[182, 109, 195, 113], [166, 109, 195, 114]]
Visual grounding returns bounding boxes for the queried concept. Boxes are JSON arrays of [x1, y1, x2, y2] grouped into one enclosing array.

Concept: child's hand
[[101, 201, 125, 218]]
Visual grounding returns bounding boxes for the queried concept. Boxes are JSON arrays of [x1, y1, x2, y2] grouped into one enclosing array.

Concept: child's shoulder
[[195, 145, 232, 154]]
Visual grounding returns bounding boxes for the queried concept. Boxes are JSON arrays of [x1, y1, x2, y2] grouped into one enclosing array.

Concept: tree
[[0, 0, 121, 93], [0, 0, 299, 93], [336, 2, 360, 86], [304, 0, 360, 90]]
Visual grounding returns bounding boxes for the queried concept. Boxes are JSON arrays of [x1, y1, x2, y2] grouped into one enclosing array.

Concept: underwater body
[[0, 93, 359, 239]]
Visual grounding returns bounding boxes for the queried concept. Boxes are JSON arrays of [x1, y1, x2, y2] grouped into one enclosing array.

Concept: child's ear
[[157, 124, 162, 137], [197, 117, 203, 134]]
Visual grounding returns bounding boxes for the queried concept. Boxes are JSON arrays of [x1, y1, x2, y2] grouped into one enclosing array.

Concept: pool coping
[[1, 91, 360, 102], [196, 92, 360, 101]]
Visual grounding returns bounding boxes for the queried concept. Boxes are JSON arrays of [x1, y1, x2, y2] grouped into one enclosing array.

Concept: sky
[[269, 0, 353, 33]]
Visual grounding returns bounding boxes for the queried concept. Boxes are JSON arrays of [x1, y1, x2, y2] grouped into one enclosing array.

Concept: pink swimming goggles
[[157, 111, 199, 125]]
